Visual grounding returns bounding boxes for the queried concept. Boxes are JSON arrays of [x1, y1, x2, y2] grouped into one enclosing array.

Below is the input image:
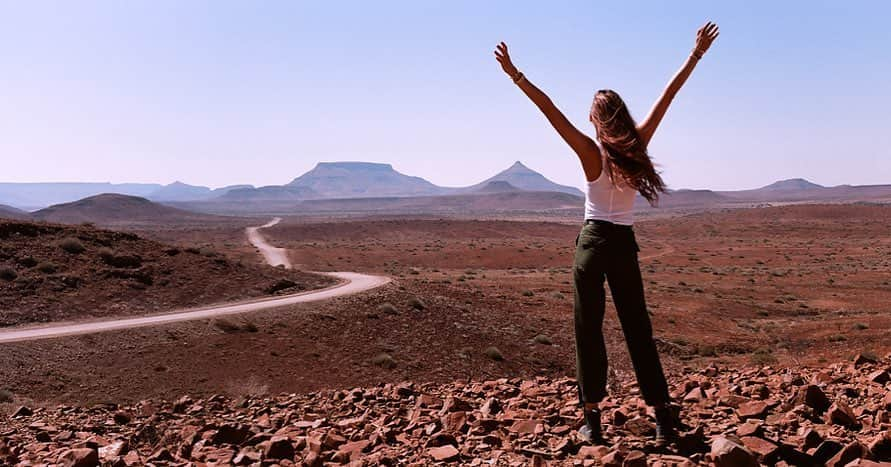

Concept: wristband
[[512, 72, 525, 83]]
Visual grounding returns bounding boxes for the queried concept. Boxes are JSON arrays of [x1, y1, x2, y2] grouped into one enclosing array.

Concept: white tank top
[[583, 144, 636, 225]]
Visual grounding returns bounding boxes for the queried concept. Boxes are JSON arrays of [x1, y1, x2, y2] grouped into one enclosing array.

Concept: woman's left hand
[[494, 42, 520, 79], [694, 21, 719, 56]]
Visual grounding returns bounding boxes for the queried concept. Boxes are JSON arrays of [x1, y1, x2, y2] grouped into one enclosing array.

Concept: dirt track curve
[[0, 219, 390, 343]]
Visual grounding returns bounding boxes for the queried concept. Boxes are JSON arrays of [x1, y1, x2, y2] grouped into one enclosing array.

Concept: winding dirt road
[[0, 219, 389, 343]]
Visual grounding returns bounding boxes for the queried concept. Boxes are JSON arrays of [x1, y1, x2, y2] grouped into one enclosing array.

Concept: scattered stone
[[825, 401, 858, 427], [826, 440, 865, 467], [3, 355, 891, 465], [797, 384, 831, 412], [737, 401, 770, 420], [263, 435, 295, 460], [711, 436, 758, 467], [11, 405, 33, 417], [428, 444, 460, 461], [58, 448, 98, 467]]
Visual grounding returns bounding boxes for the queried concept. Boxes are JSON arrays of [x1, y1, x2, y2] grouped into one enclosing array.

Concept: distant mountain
[[33, 193, 223, 226], [758, 178, 825, 191], [473, 180, 523, 194], [0, 203, 30, 220], [178, 191, 584, 216], [211, 184, 254, 196], [464, 162, 583, 196], [148, 181, 212, 201], [287, 162, 443, 198], [0, 183, 162, 210], [636, 189, 732, 209], [217, 185, 319, 201]]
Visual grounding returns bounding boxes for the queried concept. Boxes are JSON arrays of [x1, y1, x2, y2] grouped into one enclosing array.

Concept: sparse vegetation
[[58, 237, 85, 254], [522, 290, 534, 297], [372, 352, 396, 369], [213, 318, 258, 334], [0, 388, 13, 403], [750, 348, 777, 365], [533, 334, 553, 345], [408, 297, 426, 311], [98, 247, 143, 268], [36, 261, 57, 274], [484, 346, 504, 361], [378, 302, 398, 315], [0, 266, 17, 281], [852, 323, 869, 330]]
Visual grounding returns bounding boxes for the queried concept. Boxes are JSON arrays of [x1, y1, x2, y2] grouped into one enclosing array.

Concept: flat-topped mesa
[[287, 161, 442, 198]]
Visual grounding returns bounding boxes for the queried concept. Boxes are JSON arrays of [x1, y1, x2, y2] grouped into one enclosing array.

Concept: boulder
[[710, 436, 758, 467]]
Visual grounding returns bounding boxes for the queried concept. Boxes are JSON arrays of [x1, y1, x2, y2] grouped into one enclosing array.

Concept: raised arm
[[494, 42, 602, 181], [638, 21, 719, 147]]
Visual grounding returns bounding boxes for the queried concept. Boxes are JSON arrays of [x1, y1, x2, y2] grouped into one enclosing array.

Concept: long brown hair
[[589, 89, 666, 206]]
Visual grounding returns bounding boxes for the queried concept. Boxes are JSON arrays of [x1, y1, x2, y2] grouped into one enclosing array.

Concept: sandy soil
[[1, 204, 888, 407]]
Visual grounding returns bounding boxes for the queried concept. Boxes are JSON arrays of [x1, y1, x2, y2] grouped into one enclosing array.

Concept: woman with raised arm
[[494, 22, 719, 446]]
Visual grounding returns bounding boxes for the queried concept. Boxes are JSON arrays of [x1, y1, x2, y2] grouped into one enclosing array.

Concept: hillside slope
[[0, 219, 333, 326], [32, 193, 226, 226]]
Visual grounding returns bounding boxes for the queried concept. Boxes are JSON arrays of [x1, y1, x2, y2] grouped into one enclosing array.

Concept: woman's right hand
[[494, 42, 520, 79], [694, 21, 719, 56]]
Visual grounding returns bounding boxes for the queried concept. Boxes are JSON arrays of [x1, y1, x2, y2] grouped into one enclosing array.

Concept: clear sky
[[1, 1, 888, 190]]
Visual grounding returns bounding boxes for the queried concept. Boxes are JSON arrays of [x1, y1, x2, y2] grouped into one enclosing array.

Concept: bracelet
[[691, 50, 703, 60], [512, 71, 526, 84]]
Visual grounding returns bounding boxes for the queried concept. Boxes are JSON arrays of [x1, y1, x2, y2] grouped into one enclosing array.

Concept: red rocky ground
[[3, 354, 890, 466]]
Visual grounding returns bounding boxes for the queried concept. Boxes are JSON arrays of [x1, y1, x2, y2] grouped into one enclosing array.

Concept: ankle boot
[[654, 404, 680, 445], [578, 408, 604, 443]]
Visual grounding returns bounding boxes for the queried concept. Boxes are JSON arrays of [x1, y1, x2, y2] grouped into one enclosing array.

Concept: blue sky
[[1, 1, 888, 190]]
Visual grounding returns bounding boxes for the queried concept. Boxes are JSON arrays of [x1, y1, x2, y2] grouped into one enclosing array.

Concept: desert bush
[[408, 297, 426, 311], [213, 319, 242, 334], [185, 247, 201, 254], [533, 334, 553, 345], [750, 348, 777, 365], [697, 345, 719, 357], [59, 237, 85, 254], [378, 303, 398, 315], [0, 388, 13, 403], [0, 266, 16, 281], [99, 249, 142, 268], [164, 247, 181, 256], [213, 318, 258, 333], [372, 353, 396, 369], [36, 262, 56, 274], [98, 247, 115, 262], [484, 346, 504, 361], [828, 334, 847, 343], [522, 290, 534, 297], [852, 323, 869, 330], [551, 291, 565, 300], [17, 256, 37, 268]]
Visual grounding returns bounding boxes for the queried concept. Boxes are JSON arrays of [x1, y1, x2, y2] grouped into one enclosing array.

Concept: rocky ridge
[[2, 354, 890, 466]]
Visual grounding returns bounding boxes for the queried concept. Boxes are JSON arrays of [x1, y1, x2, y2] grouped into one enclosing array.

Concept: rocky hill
[[465, 161, 583, 196], [0, 219, 334, 326], [31, 194, 227, 227], [2, 355, 890, 465], [0, 204, 30, 220]]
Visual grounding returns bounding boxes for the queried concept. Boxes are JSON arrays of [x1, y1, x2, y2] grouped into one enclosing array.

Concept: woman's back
[[583, 147, 636, 225]]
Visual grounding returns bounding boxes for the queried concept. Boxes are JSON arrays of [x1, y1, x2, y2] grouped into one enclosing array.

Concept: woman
[[494, 22, 719, 446]]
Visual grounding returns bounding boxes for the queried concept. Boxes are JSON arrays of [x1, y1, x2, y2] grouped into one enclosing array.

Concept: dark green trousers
[[572, 220, 670, 407]]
